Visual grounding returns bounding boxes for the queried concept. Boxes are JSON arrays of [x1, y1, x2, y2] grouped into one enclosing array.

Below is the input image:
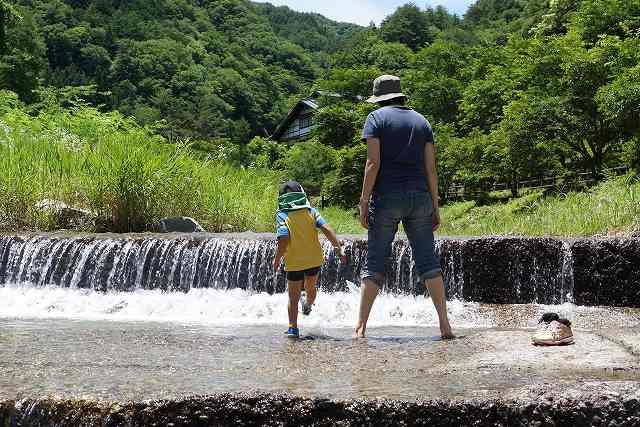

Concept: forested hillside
[[1, 0, 361, 142], [2, 0, 640, 208], [0, 0, 639, 235], [250, 2, 361, 60]]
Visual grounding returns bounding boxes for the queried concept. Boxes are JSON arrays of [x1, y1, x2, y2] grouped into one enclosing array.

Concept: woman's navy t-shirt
[[361, 106, 434, 195]]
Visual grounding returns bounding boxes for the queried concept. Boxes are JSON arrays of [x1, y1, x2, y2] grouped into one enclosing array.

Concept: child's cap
[[279, 180, 305, 195]]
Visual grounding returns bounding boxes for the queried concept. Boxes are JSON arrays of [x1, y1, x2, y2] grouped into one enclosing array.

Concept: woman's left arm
[[424, 143, 441, 231]]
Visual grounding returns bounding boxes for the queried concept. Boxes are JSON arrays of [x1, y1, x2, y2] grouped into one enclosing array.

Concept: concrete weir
[[1, 233, 639, 425], [1, 233, 639, 306]]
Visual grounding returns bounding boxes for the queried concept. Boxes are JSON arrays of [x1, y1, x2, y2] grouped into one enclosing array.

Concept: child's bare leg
[[287, 280, 303, 327], [303, 274, 318, 306]]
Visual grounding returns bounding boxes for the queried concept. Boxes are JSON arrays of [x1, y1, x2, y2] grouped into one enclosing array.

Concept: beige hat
[[366, 74, 407, 103]]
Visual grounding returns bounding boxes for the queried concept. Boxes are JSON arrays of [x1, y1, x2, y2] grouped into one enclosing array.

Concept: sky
[[253, 0, 476, 26]]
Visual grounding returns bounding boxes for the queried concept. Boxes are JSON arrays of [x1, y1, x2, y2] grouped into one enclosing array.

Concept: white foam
[[0, 282, 494, 328], [2, 283, 637, 330]]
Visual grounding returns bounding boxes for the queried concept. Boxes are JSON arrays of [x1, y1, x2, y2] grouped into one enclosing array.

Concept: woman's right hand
[[359, 201, 369, 230]]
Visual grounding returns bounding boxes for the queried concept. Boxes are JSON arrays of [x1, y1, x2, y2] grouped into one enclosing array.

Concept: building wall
[[281, 105, 316, 142]]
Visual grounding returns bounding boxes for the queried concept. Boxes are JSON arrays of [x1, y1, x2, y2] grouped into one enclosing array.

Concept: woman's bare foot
[[440, 323, 455, 340], [354, 326, 366, 338]]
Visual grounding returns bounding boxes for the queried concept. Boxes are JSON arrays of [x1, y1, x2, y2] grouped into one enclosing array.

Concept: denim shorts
[[362, 191, 441, 287]]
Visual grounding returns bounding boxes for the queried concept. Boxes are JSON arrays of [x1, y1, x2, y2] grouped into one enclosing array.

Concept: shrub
[[278, 140, 337, 194], [622, 136, 640, 175], [246, 136, 288, 169], [323, 143, 367, 207]]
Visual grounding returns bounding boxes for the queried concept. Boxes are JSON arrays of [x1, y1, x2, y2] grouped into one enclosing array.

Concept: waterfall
[[0, 233, 638, 306]]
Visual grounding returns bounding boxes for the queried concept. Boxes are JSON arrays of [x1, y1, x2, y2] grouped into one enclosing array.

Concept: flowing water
[[1, 233, 639, 401], [0, 233, 582, 303]]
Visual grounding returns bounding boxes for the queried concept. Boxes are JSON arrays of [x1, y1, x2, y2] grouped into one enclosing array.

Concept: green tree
[[323, 143, 368, 207], [316, 67, 381, 99], [380, 4, 434, 51], [312, 103, 360, 148], [573, 0, 640, 44], [531, 0, 580, 37], [0, 0, 21, 53], [437, 126, 494, 191], [0, 7, 45, 103], [405, 41, 469, 123], [278, 140, 336, 194], [490, 95, 564, 197], [458, 65, 518, 132]]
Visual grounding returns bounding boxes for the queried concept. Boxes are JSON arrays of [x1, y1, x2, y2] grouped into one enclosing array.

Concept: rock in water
[[159, 217, 205, 233]]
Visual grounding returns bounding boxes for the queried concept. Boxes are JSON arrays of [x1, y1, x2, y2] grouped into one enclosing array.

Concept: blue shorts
[[362, 191, 441, 288]]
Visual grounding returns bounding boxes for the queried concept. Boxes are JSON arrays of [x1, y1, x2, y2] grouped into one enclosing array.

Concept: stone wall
[[1, 392, 639, 426]]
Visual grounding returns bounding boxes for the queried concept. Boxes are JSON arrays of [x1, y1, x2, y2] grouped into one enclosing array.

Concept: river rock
[[34, 199, 95, 229], [159, 217, 205, 233]]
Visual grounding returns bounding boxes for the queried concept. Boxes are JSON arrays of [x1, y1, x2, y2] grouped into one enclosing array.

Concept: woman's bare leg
[[355, 278, 379, 338], [425, 274, 454, 339]]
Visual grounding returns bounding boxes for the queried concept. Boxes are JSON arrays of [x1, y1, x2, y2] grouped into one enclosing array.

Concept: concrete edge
[[1, 391, 639, 426]]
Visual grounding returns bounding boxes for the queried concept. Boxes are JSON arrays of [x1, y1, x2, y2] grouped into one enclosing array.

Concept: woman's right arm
[[359, 137, 381, 229]]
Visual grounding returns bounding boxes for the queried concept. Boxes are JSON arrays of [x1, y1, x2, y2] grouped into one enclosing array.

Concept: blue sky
[[254, 1, 475, 26]]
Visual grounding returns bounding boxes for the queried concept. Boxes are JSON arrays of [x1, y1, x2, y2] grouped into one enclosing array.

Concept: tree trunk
[[591, 145, 604, 181], [510, 172, 519, 198], [0, 9, 5, 55]]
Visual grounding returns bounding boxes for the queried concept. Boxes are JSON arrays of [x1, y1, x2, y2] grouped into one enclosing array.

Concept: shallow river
[[1, 285, 639, 401]]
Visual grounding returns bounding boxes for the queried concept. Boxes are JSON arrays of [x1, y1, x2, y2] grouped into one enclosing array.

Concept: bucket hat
[[366, 74, 407, 103], [278, 180, 305, 196]]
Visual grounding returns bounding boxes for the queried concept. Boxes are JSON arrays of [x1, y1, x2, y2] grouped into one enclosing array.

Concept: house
[[271, 93, 320, 143], [272, 91, 363, 143]]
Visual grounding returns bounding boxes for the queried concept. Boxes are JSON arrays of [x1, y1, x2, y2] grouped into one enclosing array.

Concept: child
[[273, 180, 345, 338]]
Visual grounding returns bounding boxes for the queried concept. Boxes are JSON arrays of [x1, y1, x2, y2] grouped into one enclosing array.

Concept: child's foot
[[300, 294, 312, 316], [302, 302, 312, 316], [286, 326, 299, 338]]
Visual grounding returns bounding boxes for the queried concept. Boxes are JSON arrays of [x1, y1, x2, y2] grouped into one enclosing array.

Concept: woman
[[355, 74, 454, 339]]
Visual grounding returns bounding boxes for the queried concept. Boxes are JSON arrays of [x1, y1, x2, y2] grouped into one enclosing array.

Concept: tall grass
[[0, 92, 278, 232]]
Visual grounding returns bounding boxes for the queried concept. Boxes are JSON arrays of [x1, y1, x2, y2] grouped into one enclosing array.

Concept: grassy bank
[[438, 175, 640, 237], [1, 91, 638, 237], [323, 175, 640, 237], [0, 92, 278, 233]]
